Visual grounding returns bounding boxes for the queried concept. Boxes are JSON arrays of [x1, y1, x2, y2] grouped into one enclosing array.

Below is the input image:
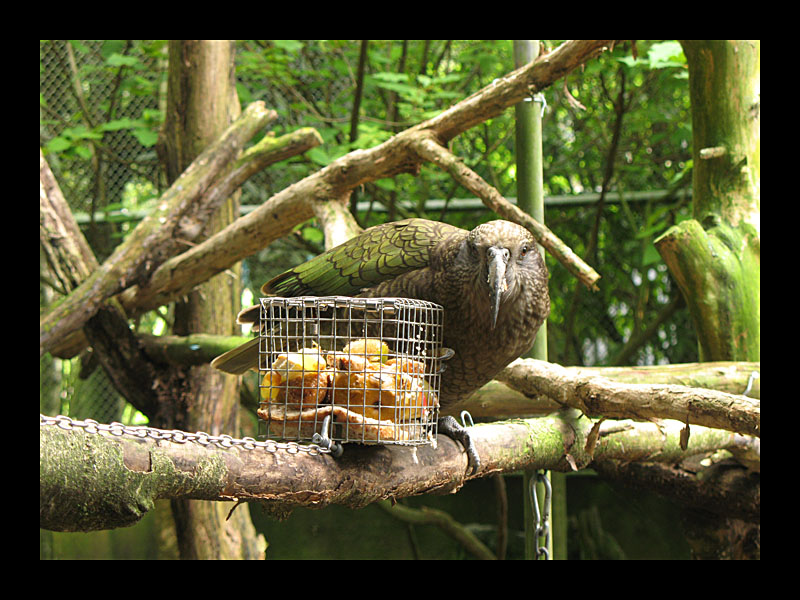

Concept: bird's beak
[[487, 246, 510, 329]]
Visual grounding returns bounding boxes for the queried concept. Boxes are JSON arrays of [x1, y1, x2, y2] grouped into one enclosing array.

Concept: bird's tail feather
[[210, 337, 260, 374]]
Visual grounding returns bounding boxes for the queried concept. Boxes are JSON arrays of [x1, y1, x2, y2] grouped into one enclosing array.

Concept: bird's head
[[467, 220, 548, 329]]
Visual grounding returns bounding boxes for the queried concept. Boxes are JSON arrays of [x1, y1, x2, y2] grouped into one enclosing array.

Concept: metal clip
[[460, 410, 475, 428], [311, 415, 343, 457]]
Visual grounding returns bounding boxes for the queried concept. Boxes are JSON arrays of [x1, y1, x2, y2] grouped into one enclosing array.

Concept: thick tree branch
[[40, 149, 98, 291], [41, 411, 746, 532], [453, 359, 761, 419], [44, 126, 322, 361], [496, 358, 760, 437], [117, 126, 322, 317], [139, 333, 251, 367], [312, 192, 363, 251], [420, 40, 615, 143], [41, 150, 152, 405]]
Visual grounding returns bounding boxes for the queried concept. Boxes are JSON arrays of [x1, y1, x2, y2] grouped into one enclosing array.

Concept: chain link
[[40, 414, 331, 455], [530, 470, 552, 560]]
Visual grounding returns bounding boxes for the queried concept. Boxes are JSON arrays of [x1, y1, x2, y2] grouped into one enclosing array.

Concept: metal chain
[[40, 414, 331, 455], [529, 470, 552, 560]]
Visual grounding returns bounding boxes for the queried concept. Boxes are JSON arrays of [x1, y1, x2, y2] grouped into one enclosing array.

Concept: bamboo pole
[[513, 39, 558, 561]]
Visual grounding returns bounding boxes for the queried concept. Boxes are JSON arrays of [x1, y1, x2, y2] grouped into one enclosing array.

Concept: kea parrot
[[212, 218, 550, 473]]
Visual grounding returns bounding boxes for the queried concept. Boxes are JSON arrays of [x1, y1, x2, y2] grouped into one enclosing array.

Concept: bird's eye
[[520, 245, 528, 258]]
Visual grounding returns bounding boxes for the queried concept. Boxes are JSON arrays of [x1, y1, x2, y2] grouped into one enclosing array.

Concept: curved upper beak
[[487, 246, 510, 329]]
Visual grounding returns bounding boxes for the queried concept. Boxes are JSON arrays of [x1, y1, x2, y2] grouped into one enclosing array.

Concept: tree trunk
[[161, 40, 263, 560], [655, 39, 760, 560], [656, 41, 760, 362]]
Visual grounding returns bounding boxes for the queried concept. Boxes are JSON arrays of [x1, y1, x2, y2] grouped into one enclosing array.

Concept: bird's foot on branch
[[438, 415, 480, 476]]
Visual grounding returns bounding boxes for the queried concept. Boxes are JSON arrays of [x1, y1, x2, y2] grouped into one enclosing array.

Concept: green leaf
[[307, 146, 332, 167], [106, 53, 140, 68], [642, 244, 662, 267], [45, 136, 71, 153], [62, 125, 103, 140], [68, 40, 91, 54], [75, 146, 92, 159], [273, 40, 303, 53], [301, 226, 324, 244], [101, 118, 138, 131], [132, 128, 158, 147]]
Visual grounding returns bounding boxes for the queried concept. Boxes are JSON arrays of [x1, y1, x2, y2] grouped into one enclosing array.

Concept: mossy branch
[[41, 410, 749, 532]]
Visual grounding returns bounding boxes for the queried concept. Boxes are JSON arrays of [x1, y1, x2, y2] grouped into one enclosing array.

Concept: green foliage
[[41, 41, 164, 159]]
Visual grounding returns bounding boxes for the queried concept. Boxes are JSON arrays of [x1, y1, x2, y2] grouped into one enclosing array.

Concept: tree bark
[[45, 126, 321, 360], [496, 358, 759, 437], [161, 39, 263, 560], [456, 358, 760, 418], [656, 41, 760, 361], [655, 40, 760, 558], [40, 101, 277, 357], [40, 149, 98, 291], [40, 411, 753, 531]]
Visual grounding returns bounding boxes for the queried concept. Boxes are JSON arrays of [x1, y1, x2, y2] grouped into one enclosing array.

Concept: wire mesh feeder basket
[[257, 296, 451, 450]]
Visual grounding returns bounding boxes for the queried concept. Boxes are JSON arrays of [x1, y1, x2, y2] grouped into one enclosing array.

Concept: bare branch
[[40, 149, 98, 290], [410, 133, 601, 289], [119, 126, 323, 316], [496, 358, 760, 437]]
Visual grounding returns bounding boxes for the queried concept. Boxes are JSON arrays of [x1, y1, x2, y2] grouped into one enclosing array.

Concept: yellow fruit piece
[[385, 357, 427, 374], [261, 350, 329, 410], [271, 350, 325, 379], [329, 360, 437, 423], [341, 338, 391, 364], [259, 342, 438, 424]]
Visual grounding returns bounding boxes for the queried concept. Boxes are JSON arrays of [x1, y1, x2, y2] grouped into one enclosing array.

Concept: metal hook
[[460, 410, 475, 428], [532, 93, 547, 118], [311, 415, 343, 457], [743, 371, 759, 397]]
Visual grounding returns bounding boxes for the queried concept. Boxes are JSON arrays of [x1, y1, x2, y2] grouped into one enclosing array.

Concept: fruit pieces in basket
[[328, 353, 436, 422], [259, 348, 329, 411], [260, 338, 438, 424]]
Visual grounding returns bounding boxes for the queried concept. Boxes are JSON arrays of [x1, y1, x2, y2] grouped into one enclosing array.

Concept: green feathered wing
[[212, 219, 463, 374], [262, 218, 461, 296]]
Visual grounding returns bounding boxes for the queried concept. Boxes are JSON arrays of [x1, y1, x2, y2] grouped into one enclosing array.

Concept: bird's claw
[[438, 415, 481, 476]]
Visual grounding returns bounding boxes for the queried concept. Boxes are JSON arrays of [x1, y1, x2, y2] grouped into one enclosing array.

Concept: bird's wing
[[261, 219, 463, 296]]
